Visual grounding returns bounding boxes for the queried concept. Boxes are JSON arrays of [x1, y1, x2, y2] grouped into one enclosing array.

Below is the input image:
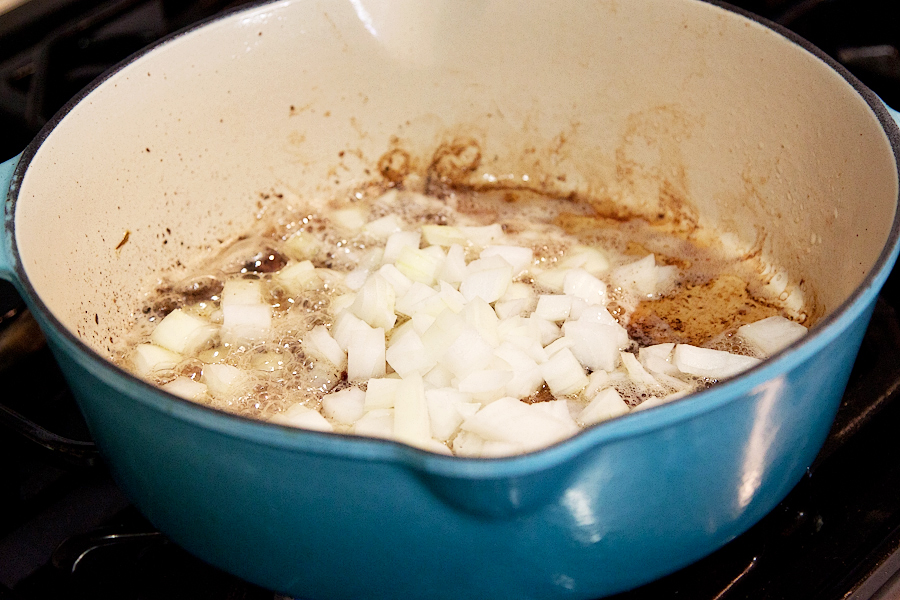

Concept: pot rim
[[5, 0, 900, 477]]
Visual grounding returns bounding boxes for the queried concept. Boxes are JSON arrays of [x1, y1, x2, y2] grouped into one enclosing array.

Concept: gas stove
[[1, 1, 900, 599]]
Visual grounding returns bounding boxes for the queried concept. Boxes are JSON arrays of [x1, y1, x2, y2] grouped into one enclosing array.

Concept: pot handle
[[0, 153, 22, 282]]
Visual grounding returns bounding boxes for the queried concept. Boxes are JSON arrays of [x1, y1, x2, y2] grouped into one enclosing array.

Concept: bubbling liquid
[[115, 185, 805, 454]]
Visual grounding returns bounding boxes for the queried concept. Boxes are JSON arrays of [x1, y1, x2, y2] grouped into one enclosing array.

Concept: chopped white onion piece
[[437, 281, 467, 313], [462, 298, 500, 347], [531, 399, 579, 430], [365, 378, 403, 410], [543, 336, 576, 357], [282, 231, 321, 262], [425, 388, 475, 441], [456, 369, 513, 403], [332, 310, 370, 351], [385, 329, 437, 378], [151, 309, 219, 354], [438, 244, 468, 285], [611, 254, 678, 299], [422, 225, 468, 247], [531, 316, 561, 346], [344, 248, 384, 291], [275, 260, 319, 294], [377, 263, 414, 297], [460, 258, 513, 304], [563, 268, 607, 306], [222, 304, 271, 344], [460, 397, 574, 452], [578, 388, 629, 426], [331, 292, 357, 315], [458, 224, 504, 248], [347, 326, 386, 382], [395, 282, 440, 317], [736, 316, 807, 357], [583, 369, 611, 399], [306, 325, 347, 370], [632, 391, 689, 412], [420, 309, 466, 363], [423, 363, 455, 389], [562, 320, 627, 372], [132, 343, 182, 378], [672, 344, 761, 379], [201, 363, 249, 396], [394, 374, 431, 447], [559, 245, 610, 277], [330, 207, 367, 232], [321, 386, 366, 425], [452, 430, 486, 456], [492, 343, 543, 398], [495, 298, 531, 320], [534, 295, 572, 322], [480, 245, 534, 276], [638, 343, 677, 376], [532, 267, 569, 293], [576, 305, 619, 326], [222, 279, 263, 306], [364, 214, 404, 239], [383, 231, 421, 264], [500, 282, 536, 304], [271, 403, 335, 432], [349, 273, 397, 330], [442, 327, 496, 379], [567, 297, 588, 320], [411, 312, 437, 335], [540, 348, 588, 396], [395, 246, 444, 285], [161, 377, 207, 401], [498, 317, 548, 363], [620, 351, 661, 387], [352, 408, 394, 438]]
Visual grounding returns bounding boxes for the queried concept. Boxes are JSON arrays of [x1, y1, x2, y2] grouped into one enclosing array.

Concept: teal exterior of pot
[[10, 274, 876, 599], [1, 142, 885, 595]]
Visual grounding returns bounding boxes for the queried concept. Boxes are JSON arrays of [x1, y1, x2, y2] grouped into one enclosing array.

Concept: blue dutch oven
[[2, 1, 900, 598]]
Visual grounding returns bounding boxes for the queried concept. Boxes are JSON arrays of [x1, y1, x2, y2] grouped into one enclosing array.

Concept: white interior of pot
[[14, 0, 899, 357]]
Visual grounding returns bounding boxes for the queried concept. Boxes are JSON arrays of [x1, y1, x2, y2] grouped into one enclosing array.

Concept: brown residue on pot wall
[[603, 105, 701, 234], [373, 105, 702, 237]]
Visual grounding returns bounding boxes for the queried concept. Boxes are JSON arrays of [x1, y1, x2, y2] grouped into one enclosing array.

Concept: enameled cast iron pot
[[2, 1, 900, 598]]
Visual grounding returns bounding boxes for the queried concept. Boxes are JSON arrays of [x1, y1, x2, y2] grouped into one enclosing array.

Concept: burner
[[15, 508, 277, 600]]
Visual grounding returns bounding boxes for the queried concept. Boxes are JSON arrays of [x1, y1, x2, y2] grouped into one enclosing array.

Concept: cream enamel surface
[[13, 0, 899, 356]]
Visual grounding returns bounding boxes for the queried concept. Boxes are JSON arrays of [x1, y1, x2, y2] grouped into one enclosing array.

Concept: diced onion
[[132, 343, 182, 378], [150, 309, 219, 355], [578, 388, 629, 426], [202, 363, 248, 396], [672, 344, 761, 379], [347, 326, 386, 382], [321, 387, 366, 425], [271, 404, 335, 432], [162, 377, 208, 401], [540, 348, 588, 396], [736, 315, 807, 357]]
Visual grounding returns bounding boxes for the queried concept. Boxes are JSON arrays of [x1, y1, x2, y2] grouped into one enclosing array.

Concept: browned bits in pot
[[242, 249, 288, 273], [378, 148, 411, 184], [628, 274, 782, 346], [522, 385, 555, 404]]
